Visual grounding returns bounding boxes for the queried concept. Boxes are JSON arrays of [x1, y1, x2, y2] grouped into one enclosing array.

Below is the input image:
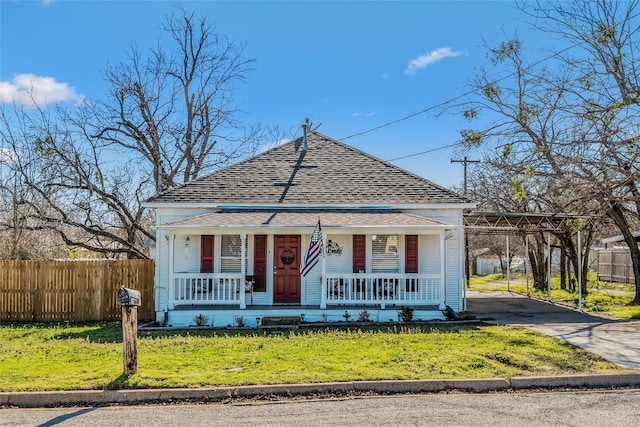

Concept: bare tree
[[0, 105, 72, 259], [459, 1, 640, 303], [79, 10, 264, 193], [0, 10, 274, 259], [0, 102, 154, 259], [521, 0, 640, 303]]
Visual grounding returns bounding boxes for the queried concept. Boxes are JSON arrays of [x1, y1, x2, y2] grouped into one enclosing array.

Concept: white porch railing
[[172, 273, 244, 306], [324, 274, 441, 309], [170, 273, 441, 310]]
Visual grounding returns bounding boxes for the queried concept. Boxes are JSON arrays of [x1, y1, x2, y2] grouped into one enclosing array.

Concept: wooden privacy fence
[[597, 249, 636, 284], [0, 259, 155, 322]]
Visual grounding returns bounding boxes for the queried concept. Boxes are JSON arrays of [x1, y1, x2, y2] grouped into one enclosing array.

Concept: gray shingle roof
[[147, 132, 470, 205], [161, 210, 452, 228]]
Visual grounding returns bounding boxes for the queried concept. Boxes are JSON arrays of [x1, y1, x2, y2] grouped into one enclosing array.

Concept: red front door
[[273, 235, 301, 304]]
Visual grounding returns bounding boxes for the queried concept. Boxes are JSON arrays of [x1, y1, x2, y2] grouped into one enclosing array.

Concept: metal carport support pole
[[525, 234, 530, 296], [506, 235, 510, 292], [578, 230, 582, 311], [547, 232, 551, 300]]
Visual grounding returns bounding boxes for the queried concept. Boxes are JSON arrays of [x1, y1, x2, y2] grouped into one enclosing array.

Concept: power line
[[336, 43, 578, 161], [387, 142, 460, 161], [338, 95, 468, 142]]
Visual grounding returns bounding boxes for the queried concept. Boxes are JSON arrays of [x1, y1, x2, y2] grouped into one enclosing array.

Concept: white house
[[143, 128, 474, 327]]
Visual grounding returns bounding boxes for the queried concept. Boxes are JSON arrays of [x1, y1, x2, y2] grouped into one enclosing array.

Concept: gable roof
[[146, 131, 471, 206]]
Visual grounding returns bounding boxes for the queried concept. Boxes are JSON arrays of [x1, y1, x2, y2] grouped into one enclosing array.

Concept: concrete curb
[[2, 373, 639, 408]]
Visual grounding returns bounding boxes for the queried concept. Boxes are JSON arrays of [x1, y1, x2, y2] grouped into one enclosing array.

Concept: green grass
[[0, 322, 621, 392], [469, 274, 640, 319]]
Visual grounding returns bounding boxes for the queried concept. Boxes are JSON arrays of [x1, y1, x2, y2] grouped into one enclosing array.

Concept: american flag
[[300, 220, 322, 277]]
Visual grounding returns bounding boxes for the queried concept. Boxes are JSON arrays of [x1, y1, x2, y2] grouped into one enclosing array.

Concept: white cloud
[[405, 47, 463, 75], [351, 112, 376, 117], [0, 74, 82, 107]]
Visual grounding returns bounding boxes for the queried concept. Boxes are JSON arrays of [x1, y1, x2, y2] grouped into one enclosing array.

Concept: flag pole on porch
[[300, 220, 322, 277]]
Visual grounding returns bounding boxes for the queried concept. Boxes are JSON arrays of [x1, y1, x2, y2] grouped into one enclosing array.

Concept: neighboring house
[[143, 128, 474, 327], [474, 255, 527, 275], [601, 231, 640, 249], [474, 255, 503, 276]]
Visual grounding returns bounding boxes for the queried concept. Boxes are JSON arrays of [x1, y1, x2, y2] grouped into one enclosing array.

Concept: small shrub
[[193, 313, 208, 326], [399, 306, 414, 322], [357, 309, 371, 322]]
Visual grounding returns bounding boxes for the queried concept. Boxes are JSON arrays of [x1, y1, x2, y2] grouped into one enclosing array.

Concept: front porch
[[169, 272, 444, 311], [155, 210, 462, 327]]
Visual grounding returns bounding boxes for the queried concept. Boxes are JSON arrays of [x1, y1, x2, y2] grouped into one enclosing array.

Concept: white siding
[[419, 235, 441, 275], [155, 228, 169, 316], [301, 234, 351, 305], [405, 207, 465, 312], [445, 228, 463, 311], [325, 235, 352, 273], [173, 235, 201, 273], [154, 206, 466, 314]]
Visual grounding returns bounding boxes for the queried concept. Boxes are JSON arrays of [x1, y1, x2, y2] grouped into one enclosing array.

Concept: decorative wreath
[[280, 249, 295, 265]]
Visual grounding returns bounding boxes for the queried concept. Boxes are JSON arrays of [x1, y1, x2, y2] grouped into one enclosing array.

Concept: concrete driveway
[[465, 290, 640, 370]]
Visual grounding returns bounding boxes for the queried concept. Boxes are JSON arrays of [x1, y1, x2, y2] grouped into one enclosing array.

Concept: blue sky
[[0, 0, 551, 189]]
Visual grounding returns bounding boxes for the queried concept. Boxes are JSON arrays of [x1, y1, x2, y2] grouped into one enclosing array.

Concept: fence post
[[33, 261, 42, 321], [609, 250, 613, 282]]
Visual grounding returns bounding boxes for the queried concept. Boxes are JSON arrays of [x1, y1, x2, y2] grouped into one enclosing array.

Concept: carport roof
[[463, 211, 596, 234]]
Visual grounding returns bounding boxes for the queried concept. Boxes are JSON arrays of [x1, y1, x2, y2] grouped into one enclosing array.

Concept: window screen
[[220, 235, 242, 273], [371, 235, 399, 273]]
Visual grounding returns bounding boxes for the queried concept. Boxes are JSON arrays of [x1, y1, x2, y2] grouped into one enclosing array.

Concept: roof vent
[[301, 117, 310, 151]]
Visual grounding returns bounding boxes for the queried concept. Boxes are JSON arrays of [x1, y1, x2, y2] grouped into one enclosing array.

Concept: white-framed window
[[371, 234, 399, 273], [220, 235, 242, 273]]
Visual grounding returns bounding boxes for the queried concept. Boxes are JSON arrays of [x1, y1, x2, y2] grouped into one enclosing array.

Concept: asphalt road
[[2, 390, 640, 426]]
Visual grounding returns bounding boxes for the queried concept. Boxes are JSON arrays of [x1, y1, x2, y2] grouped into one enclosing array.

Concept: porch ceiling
[[160, 210, 453, 229]]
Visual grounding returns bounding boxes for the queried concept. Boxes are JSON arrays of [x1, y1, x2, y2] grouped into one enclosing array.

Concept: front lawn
[[0, 322, 621, 392]]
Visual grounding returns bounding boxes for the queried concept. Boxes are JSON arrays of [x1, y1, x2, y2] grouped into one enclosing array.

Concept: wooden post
[[117, 286, 141, 375], [122, 305, 138, 374]]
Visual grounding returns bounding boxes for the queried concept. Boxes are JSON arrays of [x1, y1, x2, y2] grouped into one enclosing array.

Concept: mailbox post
[[117, 287, 141, 375]]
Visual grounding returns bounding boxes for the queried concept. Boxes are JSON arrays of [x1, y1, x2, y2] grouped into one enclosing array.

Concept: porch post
[[320, 233, 327, 309], [439, 233, 446, 310], [168, 233, 175, 309], [240, 234, 247, 309]]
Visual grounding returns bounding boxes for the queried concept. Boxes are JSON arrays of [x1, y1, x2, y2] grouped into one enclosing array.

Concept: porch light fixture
[[185, 236, 190, 242]]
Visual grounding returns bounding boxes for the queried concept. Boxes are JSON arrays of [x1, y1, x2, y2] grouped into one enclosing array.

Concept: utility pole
[[451, 157, 480, 196], [451, 157, 480, 290]]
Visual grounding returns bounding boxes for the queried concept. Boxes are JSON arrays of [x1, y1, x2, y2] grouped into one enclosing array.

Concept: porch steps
[[260, 316, 301, 329]]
